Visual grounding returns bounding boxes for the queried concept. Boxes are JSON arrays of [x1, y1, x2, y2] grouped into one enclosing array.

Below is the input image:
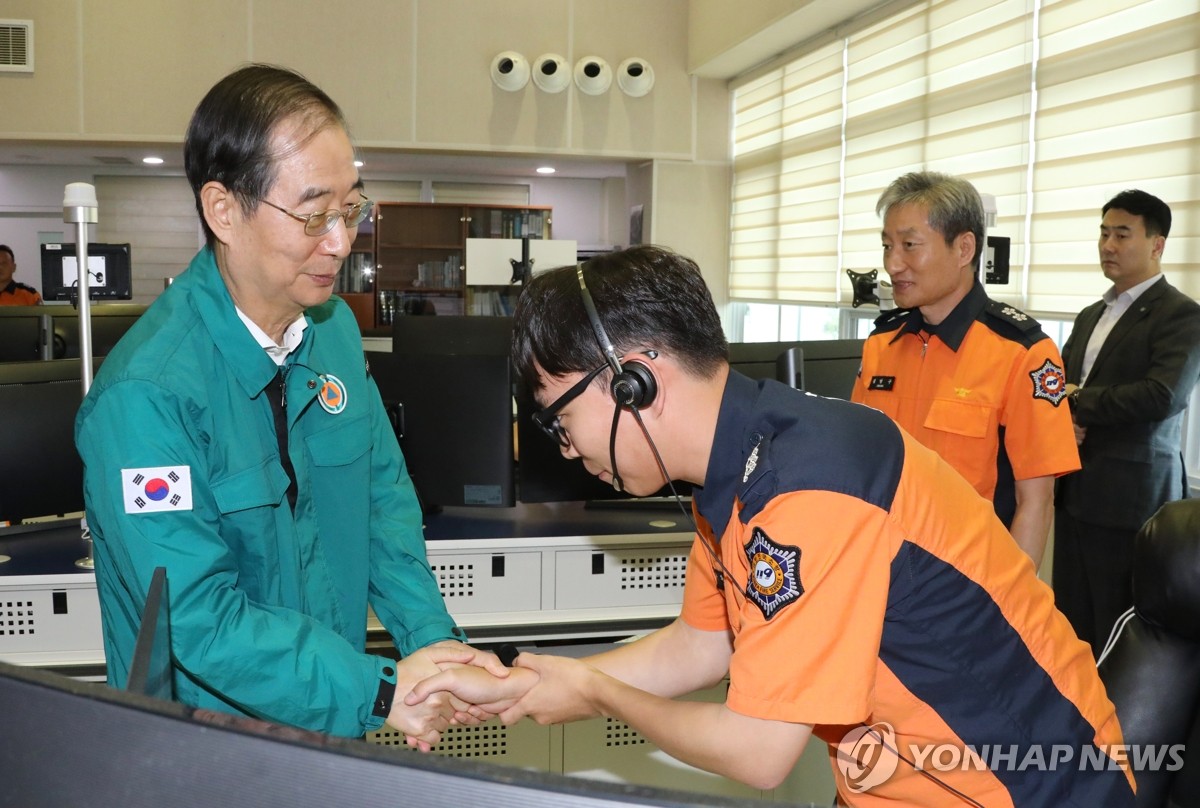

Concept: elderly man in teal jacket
[[75, 64, 502, 742]]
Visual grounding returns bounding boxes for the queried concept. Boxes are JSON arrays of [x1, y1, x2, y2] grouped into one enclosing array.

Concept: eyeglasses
[[259, 195, 373, 237], [532, 363, 608, 447]]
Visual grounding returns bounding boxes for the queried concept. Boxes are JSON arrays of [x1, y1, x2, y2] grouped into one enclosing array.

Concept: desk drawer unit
[[553, 545, 688, 610], [0, 573, 103, 667]]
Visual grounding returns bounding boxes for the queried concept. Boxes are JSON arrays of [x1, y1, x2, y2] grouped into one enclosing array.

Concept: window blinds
[[841, 0, 1034, 283], [731, 0, 1197, 315], [730, 41, 846, 302], [1027, 0, 1200, 312]]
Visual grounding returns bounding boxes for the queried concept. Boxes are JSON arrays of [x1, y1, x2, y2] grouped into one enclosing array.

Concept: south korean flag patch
[[122, 466, 194, 514], [744, 527, 803, 619]]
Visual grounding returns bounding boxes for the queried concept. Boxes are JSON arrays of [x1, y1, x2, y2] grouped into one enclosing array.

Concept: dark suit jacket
[[1057, 276, 1200, 529]]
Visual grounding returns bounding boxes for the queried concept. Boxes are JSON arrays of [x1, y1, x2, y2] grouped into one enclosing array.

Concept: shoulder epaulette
[[982, 299, 1050, 348], [983, 299, 1042, 332], [870, 307, 913, 335], [14, 281, 38, 293]]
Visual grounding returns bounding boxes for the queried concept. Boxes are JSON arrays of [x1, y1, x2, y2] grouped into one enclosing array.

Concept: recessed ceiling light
[[536, 166, 556, 174], [142, 156, 164, 165], [354, 160, 364, 167]]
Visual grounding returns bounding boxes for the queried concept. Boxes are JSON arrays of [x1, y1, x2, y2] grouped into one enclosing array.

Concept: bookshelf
[[368, 202, 552, 328]]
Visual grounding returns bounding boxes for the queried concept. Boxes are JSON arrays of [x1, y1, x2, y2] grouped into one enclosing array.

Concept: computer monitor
[[0, 306, 52, 362], [727, 341, 804, 388], [127, 566, 175, 702], [374, 315, 517, 511], [40, 242, 133, 302], [0, 359, 95, 524], [728, 339, 863, 400], [0, 660, 777, 808], [47, 302, 147, 359], [796, 338, 864, 399]]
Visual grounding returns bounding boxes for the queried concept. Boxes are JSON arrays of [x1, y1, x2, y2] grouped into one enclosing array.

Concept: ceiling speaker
[[617, 57, 654, 97], [574, 56, 612, 95], [490, 51, 529, 92], [532, 53, 570, 93]]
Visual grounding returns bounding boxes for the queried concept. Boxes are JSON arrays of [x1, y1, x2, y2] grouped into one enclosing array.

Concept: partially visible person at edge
[[0, 244, 43, 305], [74, 63, 505, 745], [852, 171, 1080, 567], [404, 245, 1135, 807]]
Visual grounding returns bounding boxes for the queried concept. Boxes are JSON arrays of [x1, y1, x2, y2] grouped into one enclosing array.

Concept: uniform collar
[[694, 371, 763, 541], [235, 306, 309, 366], [889, 279, 986, 352], [180, 246, 314, 398]]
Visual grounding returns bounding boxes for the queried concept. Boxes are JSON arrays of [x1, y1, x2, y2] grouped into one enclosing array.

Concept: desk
[[1, 503, 695, 666], [0, 520, 103, 673], [0, 508, 834, 802]]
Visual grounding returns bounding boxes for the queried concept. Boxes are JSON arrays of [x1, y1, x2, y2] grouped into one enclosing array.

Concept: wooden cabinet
[[334, 219, 378, 333], [368, 202, 551, 328]]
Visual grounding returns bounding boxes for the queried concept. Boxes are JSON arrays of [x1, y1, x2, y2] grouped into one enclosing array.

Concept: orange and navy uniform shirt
[[0, 280, 42, 306], [850, 282, 1079, 526], [682, 372, 1133, 807]]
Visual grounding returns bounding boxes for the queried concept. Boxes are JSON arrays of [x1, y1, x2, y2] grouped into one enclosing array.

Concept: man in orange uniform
[[852, 172, 1078, 566], [0, 245, 43, 305], [408, 245, 1135, 806]]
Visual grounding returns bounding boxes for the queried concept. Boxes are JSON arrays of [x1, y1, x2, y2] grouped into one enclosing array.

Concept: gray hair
[[876, 171, 985, 269]]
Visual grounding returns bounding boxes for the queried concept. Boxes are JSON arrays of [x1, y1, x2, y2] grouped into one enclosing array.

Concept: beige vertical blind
[[731, 0, 1036, 305], [730, 40, 846, 302], [841, 0, 1034, 286], [1027, 0, 1200, 313]]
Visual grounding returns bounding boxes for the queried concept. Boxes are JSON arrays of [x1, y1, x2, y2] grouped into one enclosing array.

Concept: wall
[[3, 0, 718, 162], [1, 0, 734, 305], [0, 167, 100, 292]]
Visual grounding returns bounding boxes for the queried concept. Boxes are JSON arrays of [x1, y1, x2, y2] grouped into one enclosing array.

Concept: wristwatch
[[1067, 388, 1081, 412]]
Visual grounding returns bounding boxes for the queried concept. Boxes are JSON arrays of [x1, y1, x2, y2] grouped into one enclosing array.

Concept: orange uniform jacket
[[683, 372, 1133, 806], [0, 281, 42, 306], [851, 282, 1079, 525]]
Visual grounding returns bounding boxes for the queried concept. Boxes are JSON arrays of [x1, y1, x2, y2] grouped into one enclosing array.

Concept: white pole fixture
[[62, 181, 99, 571]]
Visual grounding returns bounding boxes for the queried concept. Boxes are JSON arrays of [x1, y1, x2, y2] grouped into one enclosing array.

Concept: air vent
[[93, 155, 135, 166], [0, 20, 32, 73]]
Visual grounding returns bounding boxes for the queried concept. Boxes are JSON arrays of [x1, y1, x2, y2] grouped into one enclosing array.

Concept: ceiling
[[0, 140, 630, 181]]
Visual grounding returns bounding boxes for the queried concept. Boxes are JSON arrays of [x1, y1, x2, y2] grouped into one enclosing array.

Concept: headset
[[576, 263, 657, 410]]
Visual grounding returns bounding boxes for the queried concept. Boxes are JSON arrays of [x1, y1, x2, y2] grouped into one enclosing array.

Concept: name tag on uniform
[[868, 375, 895, 391]]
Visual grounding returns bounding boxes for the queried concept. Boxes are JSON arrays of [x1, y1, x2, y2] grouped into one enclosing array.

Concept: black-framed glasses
[[532, 363, 608, 447], [260, 195, 373, 237]]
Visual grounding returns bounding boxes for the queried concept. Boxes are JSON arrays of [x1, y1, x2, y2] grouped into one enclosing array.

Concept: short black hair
[[1102, 189, 1171, 238], [0, 244, 13, 260], [510, 245, 728, 395], [184, 63, 348, 246]]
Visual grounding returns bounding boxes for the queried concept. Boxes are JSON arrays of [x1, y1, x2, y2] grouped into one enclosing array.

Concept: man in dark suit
[[1055, 189, 1200, 656]]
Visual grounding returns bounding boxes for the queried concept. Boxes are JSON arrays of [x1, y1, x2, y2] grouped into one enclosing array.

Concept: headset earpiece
[[577, 262, 657, 410], [611, 360, 657, 409]]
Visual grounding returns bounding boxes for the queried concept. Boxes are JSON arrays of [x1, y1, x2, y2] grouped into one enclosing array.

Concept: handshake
[[384, 640, 595, 750]]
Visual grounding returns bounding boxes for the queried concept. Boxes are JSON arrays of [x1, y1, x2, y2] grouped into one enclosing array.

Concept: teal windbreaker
[[75, 247, 461, 736]]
